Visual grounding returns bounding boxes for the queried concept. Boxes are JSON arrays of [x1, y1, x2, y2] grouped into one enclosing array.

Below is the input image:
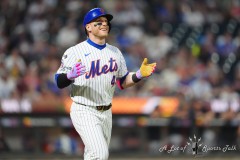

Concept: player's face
[[87, 17, 109, 38]]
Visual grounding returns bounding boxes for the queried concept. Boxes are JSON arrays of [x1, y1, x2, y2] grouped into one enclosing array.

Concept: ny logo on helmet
[[100, 8, 105, 14]]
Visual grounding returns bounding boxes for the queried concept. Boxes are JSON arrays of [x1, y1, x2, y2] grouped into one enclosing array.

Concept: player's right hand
[[67, 62, 86, 80]]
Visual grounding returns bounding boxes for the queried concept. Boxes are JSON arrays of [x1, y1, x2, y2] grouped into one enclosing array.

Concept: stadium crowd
[[0, 0, 240, 154]]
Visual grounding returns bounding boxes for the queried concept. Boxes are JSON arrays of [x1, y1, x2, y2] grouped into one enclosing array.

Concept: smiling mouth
[[100, 29, 108, 31]]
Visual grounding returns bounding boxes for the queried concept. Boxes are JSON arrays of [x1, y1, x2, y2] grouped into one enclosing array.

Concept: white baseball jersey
[[56, 39, 128, 106]]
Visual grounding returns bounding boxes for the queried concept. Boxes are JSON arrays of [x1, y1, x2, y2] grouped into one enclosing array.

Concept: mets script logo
[[85, 58, 118, 79]]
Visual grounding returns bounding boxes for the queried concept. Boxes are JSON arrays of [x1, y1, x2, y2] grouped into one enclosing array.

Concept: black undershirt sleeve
[[55, 73, 73, 89]]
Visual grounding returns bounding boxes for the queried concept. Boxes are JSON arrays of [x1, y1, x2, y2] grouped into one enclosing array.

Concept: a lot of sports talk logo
[[158, 134, 238, 157]]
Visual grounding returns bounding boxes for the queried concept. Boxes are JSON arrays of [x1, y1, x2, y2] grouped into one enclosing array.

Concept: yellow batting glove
[[137, 58, 156, 78]]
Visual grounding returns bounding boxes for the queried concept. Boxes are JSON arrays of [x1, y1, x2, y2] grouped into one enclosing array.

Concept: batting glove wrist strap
[[136, 70, 142, 79]]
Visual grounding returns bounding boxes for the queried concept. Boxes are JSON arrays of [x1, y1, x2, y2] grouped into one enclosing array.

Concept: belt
[[76, 102, 112, 111]]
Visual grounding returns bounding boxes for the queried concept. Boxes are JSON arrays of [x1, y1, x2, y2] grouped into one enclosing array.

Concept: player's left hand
[[136, 58, 156, 78]]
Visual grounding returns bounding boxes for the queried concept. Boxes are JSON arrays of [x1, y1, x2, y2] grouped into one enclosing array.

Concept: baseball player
[[55, 8, 156, 160]]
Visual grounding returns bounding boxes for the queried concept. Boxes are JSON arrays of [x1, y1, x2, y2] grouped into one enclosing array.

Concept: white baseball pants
[[70, 102, 112, 160]]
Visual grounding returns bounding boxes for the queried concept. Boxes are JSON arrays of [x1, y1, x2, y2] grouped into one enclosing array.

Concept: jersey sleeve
[[56, 47, 76, 74], [116, 49, 128, 78]]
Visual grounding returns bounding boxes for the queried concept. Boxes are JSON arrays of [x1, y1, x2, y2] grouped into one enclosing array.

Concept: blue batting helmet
[[83, 8, 113, 27]]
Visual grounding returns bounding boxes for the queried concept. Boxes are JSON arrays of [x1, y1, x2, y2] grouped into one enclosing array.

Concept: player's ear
[[86, 24, 92, 32]]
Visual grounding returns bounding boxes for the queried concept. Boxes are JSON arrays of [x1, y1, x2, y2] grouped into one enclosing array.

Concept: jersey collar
[[87, 38, 106, 50]]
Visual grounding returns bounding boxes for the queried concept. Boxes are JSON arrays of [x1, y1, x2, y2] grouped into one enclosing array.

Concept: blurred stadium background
[[0, 0, 240, 159]]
